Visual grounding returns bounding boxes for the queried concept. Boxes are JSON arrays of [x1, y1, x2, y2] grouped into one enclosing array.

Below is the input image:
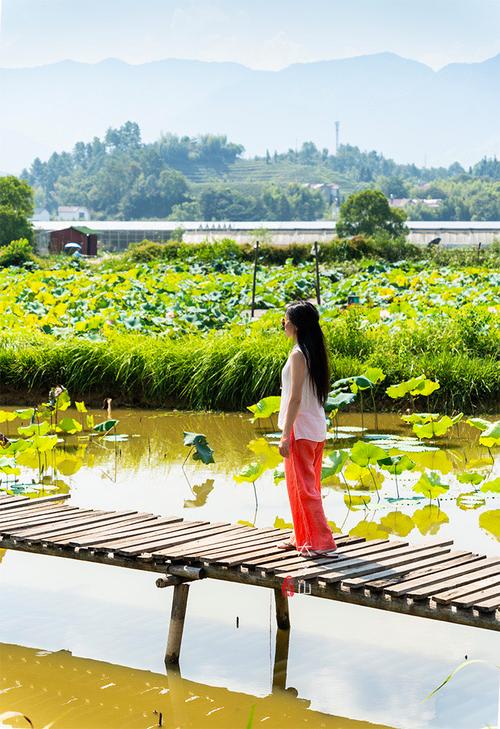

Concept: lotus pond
[[1, 258, 498, 338], [1, 256, 499, 413], [0, 399, 499, 729]]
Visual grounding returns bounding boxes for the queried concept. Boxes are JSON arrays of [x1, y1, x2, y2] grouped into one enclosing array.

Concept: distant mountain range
[[1, 52, 499, 172]]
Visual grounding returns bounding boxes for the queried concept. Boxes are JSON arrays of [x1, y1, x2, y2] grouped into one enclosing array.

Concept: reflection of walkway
[[0, 641, 393, 729], [1, 492, 499, 674]]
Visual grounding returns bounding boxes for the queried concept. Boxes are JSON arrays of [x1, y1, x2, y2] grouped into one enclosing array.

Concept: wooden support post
[[165, 583, 190, 666], [272, 627, 290, 692], [314, 240, 321, 305], [250, 240, 259, 318], [168, 564, 205, 580], [156, 575, 188, 588], [274, 587, 290, 630]]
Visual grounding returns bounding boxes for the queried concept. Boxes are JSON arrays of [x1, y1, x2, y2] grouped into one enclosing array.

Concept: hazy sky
[[0, 0, 499, 70]]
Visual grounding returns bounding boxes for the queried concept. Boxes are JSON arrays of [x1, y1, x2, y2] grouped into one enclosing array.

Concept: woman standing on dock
[[277, 300, 337, 557]]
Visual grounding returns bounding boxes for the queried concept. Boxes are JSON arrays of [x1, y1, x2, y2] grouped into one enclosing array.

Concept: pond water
[[0, 408, 499, 729]]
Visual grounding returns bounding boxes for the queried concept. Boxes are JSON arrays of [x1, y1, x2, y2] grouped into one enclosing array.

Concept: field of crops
[[0, 252, 499, 411], [1, 257, 498, 339]]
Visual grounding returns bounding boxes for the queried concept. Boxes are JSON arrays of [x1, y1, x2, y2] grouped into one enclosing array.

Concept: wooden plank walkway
[[0, 493, 499, 648]]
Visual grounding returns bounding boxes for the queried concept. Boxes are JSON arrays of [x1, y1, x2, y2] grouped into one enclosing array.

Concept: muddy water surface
[[0, 409, 498, 729]]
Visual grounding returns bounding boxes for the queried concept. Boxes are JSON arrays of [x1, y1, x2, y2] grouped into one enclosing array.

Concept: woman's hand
[[279, 436, 290, 458]]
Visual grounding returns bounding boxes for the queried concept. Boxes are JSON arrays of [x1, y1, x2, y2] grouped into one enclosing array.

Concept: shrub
[[125, 240, 181, 263], [369, 232, 421, 261], [178, 238, 243, 263], [0, 238, 37, 268], [241, 242, 312, 265], [322, 235, 374, 261]]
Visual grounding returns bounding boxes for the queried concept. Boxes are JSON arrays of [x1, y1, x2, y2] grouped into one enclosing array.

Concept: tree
[[298, 142, 320, 165], [105, 121, 142, 153], [0, 209, 33, 247], [377, 176, 410, 198], [472, 156, 500, 180], [121, 169, 190, 219], [169, 201, 202, 221], [336, 190, 408, 238], [195, 135, 244, 168], [0, 176, 34, 217], [199, 187, 258, 221], [0, 177, 34, 247]]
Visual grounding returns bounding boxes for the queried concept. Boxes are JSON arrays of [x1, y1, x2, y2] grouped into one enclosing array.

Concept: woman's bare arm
[[281, 349, 306, 441]]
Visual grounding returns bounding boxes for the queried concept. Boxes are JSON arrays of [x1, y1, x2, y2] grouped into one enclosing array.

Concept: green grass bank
[[1, 321, 498, 413]]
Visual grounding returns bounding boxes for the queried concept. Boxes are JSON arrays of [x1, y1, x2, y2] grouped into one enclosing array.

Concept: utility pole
[[335, 121, 340, 153]]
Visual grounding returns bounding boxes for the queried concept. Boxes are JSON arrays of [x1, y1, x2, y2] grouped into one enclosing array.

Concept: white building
[[57, 206, 90, 222], [32, 208, 51, 221], [32, 220, 500, 250], [390, 198, 443, 210]]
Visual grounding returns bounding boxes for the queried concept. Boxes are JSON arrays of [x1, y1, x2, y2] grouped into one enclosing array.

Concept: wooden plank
[[160, 525, 256, 557], [0, 496, 32, 508], [404, 559, 500, 600], [8, 511, 138, 539], [45, 514, 163, 544], [254, 538, 389, 574], [89, 515, 202, 547], [0, 502, 73, 523], [186, 528, 290, 559], [121, 523, 235, 556], [190, 526, 281, 552], [0, 494, 70, 511], [102, 522, 241, 556], [109, 521, 222, 552], [316, 541, 455, 584], [368, 553, 479, 593], [72, 516, 184, 546], [240, 536, 366, 570], [211, 537, 308, 567], [135, 522, 244, 556], [343, 549, 465, 589], [449, 584, 500, 610], [206, 533, 296, 562], [472, 594, 500, 613], [433, 572, 500, 605], [3, 510, 100, 537], [0, 506, 80, 529], [274, 541, 410, 579], [206, 536, 308, 567], [384, 557, 494, 597], [0, 500, 72, 517], [0, 505, 76, 526], [59, 514, 168, 543], [92, 521, 210, 551]]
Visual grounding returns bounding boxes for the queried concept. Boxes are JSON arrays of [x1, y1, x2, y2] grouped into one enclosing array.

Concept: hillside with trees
[[21, 122, 500, 221]]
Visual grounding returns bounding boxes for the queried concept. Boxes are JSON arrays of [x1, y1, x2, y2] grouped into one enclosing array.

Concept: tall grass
[[1, 317, 498, 412]]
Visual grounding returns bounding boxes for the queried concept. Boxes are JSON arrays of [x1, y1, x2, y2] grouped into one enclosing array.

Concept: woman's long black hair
[[285, 300, 330, 406]]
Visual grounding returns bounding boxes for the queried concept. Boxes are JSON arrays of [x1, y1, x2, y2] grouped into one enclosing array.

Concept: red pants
[[284, 426, 337, 552]]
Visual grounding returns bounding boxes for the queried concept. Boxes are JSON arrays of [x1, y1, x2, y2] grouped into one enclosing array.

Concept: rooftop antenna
[[335, 121, 340, 153]]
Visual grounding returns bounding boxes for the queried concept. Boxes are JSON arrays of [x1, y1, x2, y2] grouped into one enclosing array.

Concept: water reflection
[[0, 642, 392, 729], [0, 409, 499, 728], [1, 409, 499, 551]]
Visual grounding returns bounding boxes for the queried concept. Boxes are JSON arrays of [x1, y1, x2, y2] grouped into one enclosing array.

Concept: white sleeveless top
[[277, 344, 328, 442]]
